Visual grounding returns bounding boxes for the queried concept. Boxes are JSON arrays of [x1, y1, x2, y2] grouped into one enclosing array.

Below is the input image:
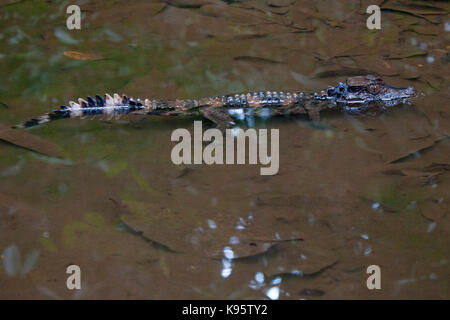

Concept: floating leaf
[[63, 51, 104, 61]]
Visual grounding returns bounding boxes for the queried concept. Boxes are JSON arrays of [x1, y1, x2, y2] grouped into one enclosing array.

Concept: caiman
[[15, 75, 416, 129]]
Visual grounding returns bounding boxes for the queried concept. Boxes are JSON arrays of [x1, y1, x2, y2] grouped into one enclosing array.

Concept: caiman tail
[[13, 94, 150, 129], [13, 93, 219, 129]]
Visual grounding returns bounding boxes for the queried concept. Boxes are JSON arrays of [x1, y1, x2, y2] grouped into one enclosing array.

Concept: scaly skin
[[14, 75, 416, 129]]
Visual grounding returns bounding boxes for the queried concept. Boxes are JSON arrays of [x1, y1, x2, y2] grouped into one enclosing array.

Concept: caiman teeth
[[69, 101, 80, 109], [113, 93, 121, 105], [105, 93, 114, 106]]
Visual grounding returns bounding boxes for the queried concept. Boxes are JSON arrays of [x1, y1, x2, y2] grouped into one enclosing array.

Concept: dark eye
[[368, 84, 380, 94], [326, 87, 336, 96], [348, 86, 362, 93]]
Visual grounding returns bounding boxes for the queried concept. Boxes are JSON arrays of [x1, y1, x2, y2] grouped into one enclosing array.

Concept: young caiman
[[15, 75, 416, 129]]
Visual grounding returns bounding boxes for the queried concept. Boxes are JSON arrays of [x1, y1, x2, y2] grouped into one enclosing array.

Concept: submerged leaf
[[233, 56, 283, 64], [381, 4, 444, 24], [384, 50, 428, 60], [388, 136, 450, 164], [63, 51, 104, 61], [0, 124, 66, 158], [110, 198, 179, 253]]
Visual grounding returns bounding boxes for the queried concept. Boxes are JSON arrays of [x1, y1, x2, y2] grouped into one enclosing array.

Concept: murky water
[[0, 0, 449, 299]]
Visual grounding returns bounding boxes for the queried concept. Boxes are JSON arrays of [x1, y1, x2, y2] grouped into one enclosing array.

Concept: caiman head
[[323, 75, 416, 107]]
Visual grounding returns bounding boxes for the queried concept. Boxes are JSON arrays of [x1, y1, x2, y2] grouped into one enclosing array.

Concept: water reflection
[[207, 219, 217, 229], [235, 215, 252, 230], [221, 259, 232, 279], [363, 247, 372, 256], [221, 247, 234, 279], [427, 222, 437, 233], [2, 245, 40, 277], [255, 272, 264, 285], [265, 287, 279, 300]]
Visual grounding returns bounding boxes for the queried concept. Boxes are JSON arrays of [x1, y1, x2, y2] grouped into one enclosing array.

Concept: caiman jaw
[[378, 85, 416, 101], [323, 75, 416, 107]]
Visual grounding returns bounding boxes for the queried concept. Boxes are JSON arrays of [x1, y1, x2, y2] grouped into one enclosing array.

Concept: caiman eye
[[368, 84, 381, 94], [326, 87, 336, 96], [348, 86, 362, 93]]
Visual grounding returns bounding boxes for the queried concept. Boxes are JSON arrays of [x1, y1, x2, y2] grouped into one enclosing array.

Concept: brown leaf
[[382, 2, 447, 16], [384, 50, 428, 60], [233, 56, 284, 64], [110, 198, 185, 253], [212, 241, 277, 261], [118, 219, 179, 253], [388, 136, 450, 164], [63, 51, 103, 61], [381, 4, 444, 24], [261, 242, 339, 279], [0, 124, 66, 158]]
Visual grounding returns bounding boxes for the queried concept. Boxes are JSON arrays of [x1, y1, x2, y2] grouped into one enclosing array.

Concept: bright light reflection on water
[[207, 219, 216, 229], [223, 246, 234, 260], [221, 258, 232, 279], [271, 277, 282, 285], [221, 247, 234, 278], [255, 272, 264, 284], [266, 287, 280, 300], [229, 236, 240, 244]]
